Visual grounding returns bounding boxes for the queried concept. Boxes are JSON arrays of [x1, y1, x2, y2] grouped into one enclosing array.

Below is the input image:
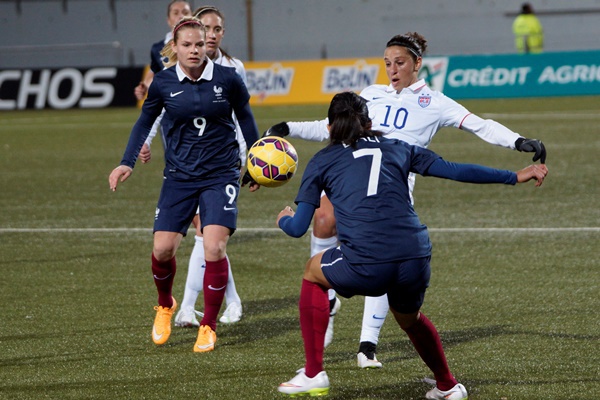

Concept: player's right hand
[[516, 164, 548, 187], [262, 122, 290, 137], [109, 165, 133, 192]]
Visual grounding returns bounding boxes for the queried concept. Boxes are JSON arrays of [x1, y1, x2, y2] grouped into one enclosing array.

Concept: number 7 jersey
[[295, 136, 441, 264]]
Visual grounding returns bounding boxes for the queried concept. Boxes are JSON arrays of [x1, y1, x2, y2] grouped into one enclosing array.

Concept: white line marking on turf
[[0, 227, 598, 233], [481, 112, 600, 120]]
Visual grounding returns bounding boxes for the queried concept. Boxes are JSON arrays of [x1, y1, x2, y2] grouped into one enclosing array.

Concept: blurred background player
[[109, 16, 260, 353], [275, 91, 548, 398], [134, 0, 191, 106], [513, 3, 544, 53], [264, 31, 547, 368]]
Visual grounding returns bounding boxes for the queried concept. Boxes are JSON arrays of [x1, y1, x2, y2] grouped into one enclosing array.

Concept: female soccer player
[[172, 5, 248, 328], [134, 0, 191, 102], [109, 16, 260, 353], [276, 91, 548, 399], [140, 6, 249, 329], [264, 32, 547, 367]]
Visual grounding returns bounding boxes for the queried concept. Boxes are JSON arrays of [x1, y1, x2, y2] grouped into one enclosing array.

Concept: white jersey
[[213, 49, 248, 165], [145, 49, 249, 165], [289, 79, 520, 148], [288, 79, 522, 198]]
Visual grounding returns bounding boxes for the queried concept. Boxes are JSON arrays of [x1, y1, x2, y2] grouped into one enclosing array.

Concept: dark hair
[[521, 3, 533, 14], [193, 5, 234, 61], [386, 32, 428, 61], [328, 92, 378, 147]]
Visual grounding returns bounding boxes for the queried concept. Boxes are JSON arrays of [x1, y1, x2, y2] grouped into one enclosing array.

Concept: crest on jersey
[[213, 86, 223, 95], [418, 94, 431, 108]]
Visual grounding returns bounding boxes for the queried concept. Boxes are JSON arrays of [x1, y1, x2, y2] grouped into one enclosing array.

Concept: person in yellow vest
[[513, 3, 544, 53]]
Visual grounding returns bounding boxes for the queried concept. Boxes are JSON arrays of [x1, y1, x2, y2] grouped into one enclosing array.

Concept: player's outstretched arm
[[423, 156, 548, 187], [515, 137, 546, 163], [516, 164, 548, 187], [265, 120, 329, 142], [109, 165, 133, 192]]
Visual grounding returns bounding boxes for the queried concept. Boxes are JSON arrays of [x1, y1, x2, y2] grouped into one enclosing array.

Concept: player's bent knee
[[313, 209, 337, 238]]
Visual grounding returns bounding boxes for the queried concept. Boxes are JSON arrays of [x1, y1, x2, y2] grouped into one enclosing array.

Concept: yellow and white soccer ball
[[247, 137, 298, 188]]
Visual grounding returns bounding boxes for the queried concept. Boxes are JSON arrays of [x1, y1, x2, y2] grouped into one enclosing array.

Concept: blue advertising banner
[[438, 50, 600, 99]]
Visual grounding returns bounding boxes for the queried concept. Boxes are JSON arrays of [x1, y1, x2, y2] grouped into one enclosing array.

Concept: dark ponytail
[[328, 92, 378, 147]]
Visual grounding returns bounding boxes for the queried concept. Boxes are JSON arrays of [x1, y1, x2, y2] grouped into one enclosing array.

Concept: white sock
[[224, 255, 241, 306], [310, 233, 337, 257], [180, 235, 205, 310], [327, 288, 336, 302], [360, 294, 389, 345], [310, 233, 338, 305]]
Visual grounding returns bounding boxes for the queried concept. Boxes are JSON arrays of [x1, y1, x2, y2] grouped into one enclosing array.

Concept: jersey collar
[[386, 79, 427, 94], [164, 31, 173, 44], [175, 57, 215, 82]]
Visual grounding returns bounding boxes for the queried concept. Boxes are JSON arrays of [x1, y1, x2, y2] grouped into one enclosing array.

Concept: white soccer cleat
[[356, 341, 383, 369], [425, 383, 468, 400], [278, 369, 330, 397], [219, 302, 242, 324], [357, 352, 383, 369], [324, 297, 341, 348], [174, 306, 203, 328]]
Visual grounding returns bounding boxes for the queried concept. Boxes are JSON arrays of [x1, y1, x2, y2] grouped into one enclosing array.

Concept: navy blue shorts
[[320, 247, 431, 314], [154, 172, 240, 235]]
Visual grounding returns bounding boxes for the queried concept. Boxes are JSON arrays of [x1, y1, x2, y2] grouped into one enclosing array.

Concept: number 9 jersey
[[120, 59, 257, 181]]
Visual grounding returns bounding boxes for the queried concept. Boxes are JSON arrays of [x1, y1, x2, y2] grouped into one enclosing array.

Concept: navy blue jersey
[[120, 59, 259, 180], [293, 136, 516, 264], [295, 136, 437, 264]]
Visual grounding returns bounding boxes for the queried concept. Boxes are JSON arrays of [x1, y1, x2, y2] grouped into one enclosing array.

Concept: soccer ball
[[247, 137, 298, 188]]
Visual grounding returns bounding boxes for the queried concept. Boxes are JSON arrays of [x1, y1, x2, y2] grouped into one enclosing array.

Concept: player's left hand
[[138, 143, 152, 163], [516, 164, 548, 187], [515, 137, 546, 163]]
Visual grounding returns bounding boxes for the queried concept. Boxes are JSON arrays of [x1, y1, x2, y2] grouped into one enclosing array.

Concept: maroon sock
[[299, 279, 330, 378], [151, 254, 176, 308], [403, 313, 457, 391], [200, 257, 229, 331]]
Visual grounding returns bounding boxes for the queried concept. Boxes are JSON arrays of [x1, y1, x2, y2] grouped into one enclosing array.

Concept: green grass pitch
[[0, 97, 598, 399]]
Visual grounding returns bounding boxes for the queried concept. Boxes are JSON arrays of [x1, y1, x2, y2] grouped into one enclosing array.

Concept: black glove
[[241, 169, 257, 187], [515, 137, 546, 163], [262, 122, 290, 137]]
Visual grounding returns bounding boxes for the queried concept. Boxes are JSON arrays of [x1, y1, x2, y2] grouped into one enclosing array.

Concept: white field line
[[1, 110, 598, 127], [0, 227, 598, 233], [480, 112, 600, 120]]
